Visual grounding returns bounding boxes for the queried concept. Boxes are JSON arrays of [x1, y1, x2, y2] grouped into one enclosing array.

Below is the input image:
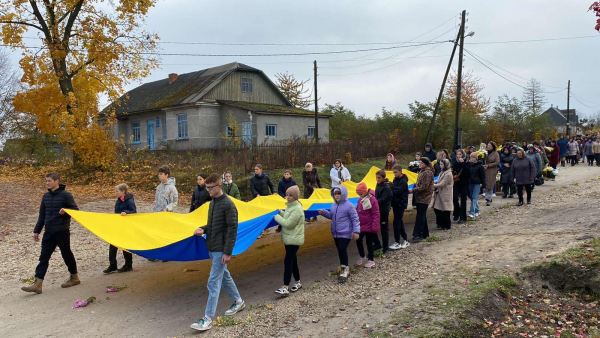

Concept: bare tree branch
[[0, 20, 44, 31]]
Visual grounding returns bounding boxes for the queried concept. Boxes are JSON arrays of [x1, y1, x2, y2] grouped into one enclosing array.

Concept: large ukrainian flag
[[66, 167, 421, 261]]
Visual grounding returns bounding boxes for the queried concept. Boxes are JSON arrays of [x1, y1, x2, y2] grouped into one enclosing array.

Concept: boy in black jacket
[[374, 170, 393, 255], [250, 164, 276, 198], [104, 183, 137, 274], [22, 172, 79, 294], [389, 165, 409, 250]]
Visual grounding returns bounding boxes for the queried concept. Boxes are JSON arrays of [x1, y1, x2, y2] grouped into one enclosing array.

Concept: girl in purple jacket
[[318, 186, 360, 283], [354, 183, 380, 268]]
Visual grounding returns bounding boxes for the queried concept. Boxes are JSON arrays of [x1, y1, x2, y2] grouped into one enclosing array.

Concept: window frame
[[241, 77, 253, 93], [132, 121, 141, 144], [307, 126, 315, 139], [162, 117, 167, 142], [225, 125, 235, 138], [177, 114, 189, 140], [265, 124, 277, 137]]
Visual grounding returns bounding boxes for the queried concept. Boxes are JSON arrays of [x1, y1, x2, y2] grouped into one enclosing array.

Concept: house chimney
[[168, 73, 178, 84]]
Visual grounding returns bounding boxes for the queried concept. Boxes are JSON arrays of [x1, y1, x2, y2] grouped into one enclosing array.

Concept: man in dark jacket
[[423, 143, 436, 162], [374, 170, 392, 255], [22, 172, 80, 294], [452, 150, 471, 223], [191, 174, 245, 331], [249, 164, 275, 198], [389, 165, 409, 250], [190, 174, 211, 212], [277, 170, 297, 198]]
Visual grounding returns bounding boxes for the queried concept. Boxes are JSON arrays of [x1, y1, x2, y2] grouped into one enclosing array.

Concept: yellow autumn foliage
[[0, 0, 160, 168]]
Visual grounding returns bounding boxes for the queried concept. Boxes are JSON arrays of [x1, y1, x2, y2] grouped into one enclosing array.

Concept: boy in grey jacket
[[152, 165, 178, 213]]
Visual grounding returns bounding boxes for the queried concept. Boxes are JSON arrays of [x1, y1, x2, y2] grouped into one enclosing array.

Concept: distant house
[[540, 106, 582, 135], [105, 62, 330, 150]]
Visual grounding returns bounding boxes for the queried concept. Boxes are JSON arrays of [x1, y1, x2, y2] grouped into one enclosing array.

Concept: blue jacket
[[277, 177, 297, 198], [115, 193, 137, 214], [557, 138, 569, 158], [321, 186, 360, 239]]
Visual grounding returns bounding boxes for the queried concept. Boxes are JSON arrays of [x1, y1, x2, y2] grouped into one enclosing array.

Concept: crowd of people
[[20, 133, 597, 331]]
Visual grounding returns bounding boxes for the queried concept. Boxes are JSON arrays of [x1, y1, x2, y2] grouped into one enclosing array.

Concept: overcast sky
[[6, 0, 600, 118]]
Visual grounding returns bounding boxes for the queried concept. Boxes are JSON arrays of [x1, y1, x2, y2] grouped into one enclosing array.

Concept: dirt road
[[0, 165, 598, 337]]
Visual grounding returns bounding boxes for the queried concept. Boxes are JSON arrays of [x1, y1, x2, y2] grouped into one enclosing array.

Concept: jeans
[[413, 203, 429, 239], [109, 244, 132, 267], [356, 232, 377, 261], [453, 184, 468, 221], [517, 184, 532, 203], [485, 189, 494, 201], [283, 245, 300, 286], [334, 238, 351, 266], [392, 206, 407, 242], [469, 184, 480, 215], [35, 231, 78, 280], [205, 251, 241, 319]]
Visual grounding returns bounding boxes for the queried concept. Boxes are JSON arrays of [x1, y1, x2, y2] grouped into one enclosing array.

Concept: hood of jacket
[[424, 143, 433, 151], [332, 163, 344, 169], [377, 178, 390, 186], [386, 153, 396, 163], [282, 176, 294, 183], [161, 177, 176, 186], [394, 174, 408, 184], [49, 184, 67, 194], [330, 185, 348, 203], [122, 193, 134, 201], [254, 172, 265, 179]]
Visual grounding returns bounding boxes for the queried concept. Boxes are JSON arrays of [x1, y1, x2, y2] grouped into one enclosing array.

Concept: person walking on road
[[354, 182, 380, 268], [484, 142, 500, 206], [409, 157, 434, 242], [452, 149, 470, 224], [511, 149, 536, 206], [22, 172, 80, 294], [318, 186, 360, 283], [190, 174, 245, 332], [557, 134, 569, 167], [499, 146, 515, 198], [273, 185, 305, 296], [432, 159, 453, 230]]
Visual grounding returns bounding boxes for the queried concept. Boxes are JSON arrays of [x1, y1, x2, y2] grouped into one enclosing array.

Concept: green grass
[[424, 235, 442, 242]]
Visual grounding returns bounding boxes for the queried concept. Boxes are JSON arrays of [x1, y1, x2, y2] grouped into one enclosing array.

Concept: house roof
[[106, 62, 292, 116], [219, 100, 332, 117], [542, 107, 579, 126]]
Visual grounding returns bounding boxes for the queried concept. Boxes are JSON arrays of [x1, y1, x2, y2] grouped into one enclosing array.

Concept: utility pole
[[566, 79, 570, 136], [425, 24, 463, 144], [314, 60, 319, 143], [454, 10, 466, 148]]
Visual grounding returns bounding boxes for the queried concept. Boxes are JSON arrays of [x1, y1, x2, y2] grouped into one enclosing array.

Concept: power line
[[464, 48, 565, 89], [465, 34, 600, 45], [321, 41, 448, 77], [570, 92, 600, 109], [570, 91, 600, 106], [0, 41, 450, 57], [464, 49, 528, 89]]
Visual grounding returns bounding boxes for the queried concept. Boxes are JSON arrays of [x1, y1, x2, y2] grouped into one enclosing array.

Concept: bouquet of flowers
[[476, 151, 487, 163], [542, 167, 556, 179], [408, 160, 420, 173], [431, 159, 437, 168]]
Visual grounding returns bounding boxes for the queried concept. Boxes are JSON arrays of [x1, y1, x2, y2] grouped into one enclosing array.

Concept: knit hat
[[416, 151, 422, 156], [356, 182, 368, 195], [420, 157, 431, 167], [286, 185, 300, 201]]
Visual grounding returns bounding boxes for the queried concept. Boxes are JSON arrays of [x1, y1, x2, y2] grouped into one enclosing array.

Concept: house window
[[177, 114, 188, 139], [132, 121, 140, 144], [307, 126, 315, 138], [226, 126, 235, 137], [265, 124, 276, 137], [241, 78, 253, 93], [156, 117, 160, 127], [162, 117, 167, 141]]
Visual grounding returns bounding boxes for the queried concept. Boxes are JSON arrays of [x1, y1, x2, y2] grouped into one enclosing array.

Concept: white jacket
[[330, 166, 351, 188]]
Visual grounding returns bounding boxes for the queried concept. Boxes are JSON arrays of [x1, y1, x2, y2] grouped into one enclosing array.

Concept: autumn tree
[[590, 2, 600, 31], [275, 72, 312, 108], [0, 0, 159, 168], [444, 70, 491, 115], [521, 78, 546, 115]]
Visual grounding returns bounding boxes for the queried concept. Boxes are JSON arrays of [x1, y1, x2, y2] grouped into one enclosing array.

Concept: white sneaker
[[224, 300, 245, 316], [290, 281, 302, 292], [190, 317, 212, 331], [389, 242, 402, 250], [492, 193, 497, 197], [355, 257, 366, 266], [275, 286, 289, 296], [475, 212, 480, 217], [401, 241, 410, 249], [468, 214, 475, 218]]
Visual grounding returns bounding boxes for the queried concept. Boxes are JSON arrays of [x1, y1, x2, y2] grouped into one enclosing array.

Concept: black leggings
[[413, 203, 430, 239], [452, 184, 468, 221], [356, 232, 377, 261], [434, 209, 451, 229], [283, 245, 300, 286], [109, 245, 132, 267], [517, 184, 532, 202], [392, 206, 408, 243], [334, 238, 351, 266], [587, 155, 594, 165], [501, 183, 516, 196]]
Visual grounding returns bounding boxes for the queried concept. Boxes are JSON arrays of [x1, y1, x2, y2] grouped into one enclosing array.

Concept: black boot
[[117, 265, 133, 273], [103, 265, 117, 274]]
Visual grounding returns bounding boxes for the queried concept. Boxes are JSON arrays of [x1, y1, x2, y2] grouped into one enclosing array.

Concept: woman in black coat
[[452, 149, 470, 224], [499, 147, 516, 198], [510, 149, 536, 206]]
